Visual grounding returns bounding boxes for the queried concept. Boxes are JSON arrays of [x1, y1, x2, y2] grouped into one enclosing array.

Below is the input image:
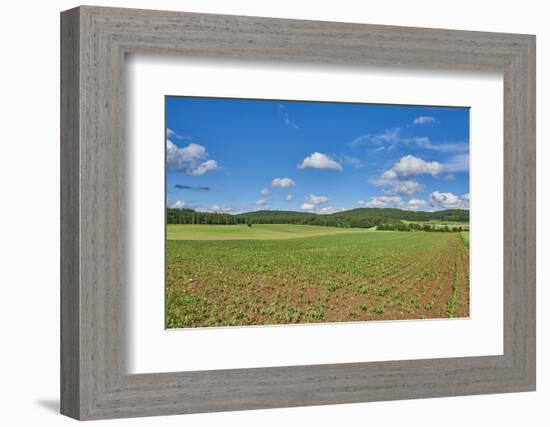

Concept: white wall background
[[0, 0, 546, 425]]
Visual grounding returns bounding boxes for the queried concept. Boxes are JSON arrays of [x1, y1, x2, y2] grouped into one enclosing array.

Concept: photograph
[[165, 96, 470, 328]]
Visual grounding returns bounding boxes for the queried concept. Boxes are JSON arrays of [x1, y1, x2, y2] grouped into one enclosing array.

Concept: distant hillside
[[167, 207, 469, 228], [238, 210, 317, 221]]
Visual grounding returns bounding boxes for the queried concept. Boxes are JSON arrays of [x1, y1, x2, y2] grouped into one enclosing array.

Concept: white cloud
[[166, 140, 219, 176], [271, 177, 296, 188], [256, 198, 269, 206], [168, 140, 205, 159], [188, 159, 218, 176], [420, 141, 469, 153], [260, 188, 270, 196], [430, 191, 459, 208], [430, 191, 469, 209], [317, 206, 346, 214], [350, 128, 467, 153], [305, 194, 329, 205], [206, 204, 239, 214], [380, 155, 444, 181], [352, 128, 427, 148], [348, 133, 373, 148], [445, 153, 469, 172], [301, 194, 330, 211], [300, 202, 344, 214], [340, 155, 364, 169], [406, 199, 428, 211], [285, 194, 293, 201], [358, 196, 404, 208], [413, 116, 437, 125], [166, 128, 192, 141], [349, 134, 371, 147], [393, 180, 425, 196], [278, 104, 300, 129], [393, 155, 443, 178], [379, 169, 398, 181], [297, 152, 343, 171], [376, 154, 467, 187], [378, 128, 409, 144], [170, 200, 188, 209]]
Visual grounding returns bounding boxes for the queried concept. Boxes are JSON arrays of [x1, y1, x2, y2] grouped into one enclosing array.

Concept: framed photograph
[[164, 97, 471, 328], [61, 6, 536, 420]]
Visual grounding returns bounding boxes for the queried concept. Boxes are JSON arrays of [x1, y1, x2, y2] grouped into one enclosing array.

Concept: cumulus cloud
[[305, 194, 330, 205], [406, 199, 428, 211], [260, 188, 270, 196], [376, 154, 468, 186], [379, 169, 399, 181], [392, 155, 443, 178], [170, 200, 188, 209], [256, 198, 270, 206], [430, 191, 470, 209], [285, 194, 293, 201], [166, 140, 219, 176], [300, 201, 344, 214], [357, 196, 404, 208], [380, 155, 444, 181], [392, 180, 425, 196], [301, 194, 330, 211], [413, 116, 437, 125], [430, 191, 459, 208], [298, 152, 343, 171], [190, 160, 218, 176], [206, 204, 239, 214], [316, 206, 346, 214], [271, 177, 296, 188]]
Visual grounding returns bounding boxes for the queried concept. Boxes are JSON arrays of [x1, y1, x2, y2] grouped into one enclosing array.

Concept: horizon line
[[167, 206, 470, 216]]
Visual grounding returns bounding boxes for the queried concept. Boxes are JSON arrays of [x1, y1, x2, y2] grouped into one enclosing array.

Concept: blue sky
[[166, 96, 469, 214]]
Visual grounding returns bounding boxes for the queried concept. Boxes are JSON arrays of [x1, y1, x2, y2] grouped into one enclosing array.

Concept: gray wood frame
[[60, 5, 536, 420]]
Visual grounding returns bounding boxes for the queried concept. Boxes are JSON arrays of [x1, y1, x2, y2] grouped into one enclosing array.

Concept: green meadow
[[167, 223, 369, 240]]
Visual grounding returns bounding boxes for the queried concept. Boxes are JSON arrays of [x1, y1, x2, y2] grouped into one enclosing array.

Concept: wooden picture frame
[[60, 5, 536, 420]]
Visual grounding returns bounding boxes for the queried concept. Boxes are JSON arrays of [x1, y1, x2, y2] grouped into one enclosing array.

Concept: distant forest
[[166, 207, 469, 229]]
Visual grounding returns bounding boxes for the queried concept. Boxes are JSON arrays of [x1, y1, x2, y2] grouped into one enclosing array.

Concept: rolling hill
[[167, 207, 469, 229]]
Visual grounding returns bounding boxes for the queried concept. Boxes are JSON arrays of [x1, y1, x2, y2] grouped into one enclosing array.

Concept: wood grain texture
[[60, 7, 80, 419], [60, 6, 536, 420]]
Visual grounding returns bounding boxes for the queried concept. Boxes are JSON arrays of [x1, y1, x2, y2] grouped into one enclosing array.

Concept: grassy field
[[167, 223, 369, 240], [166, 224, 470, 328], [401, 220, 469, 230], [460, 231, 470, 247]]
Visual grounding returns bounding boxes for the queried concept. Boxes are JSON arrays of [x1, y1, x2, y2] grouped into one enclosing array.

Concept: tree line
[[167, 207, 469, 230], [376, 222, 466, 232], [167, 208, 245, 225]]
